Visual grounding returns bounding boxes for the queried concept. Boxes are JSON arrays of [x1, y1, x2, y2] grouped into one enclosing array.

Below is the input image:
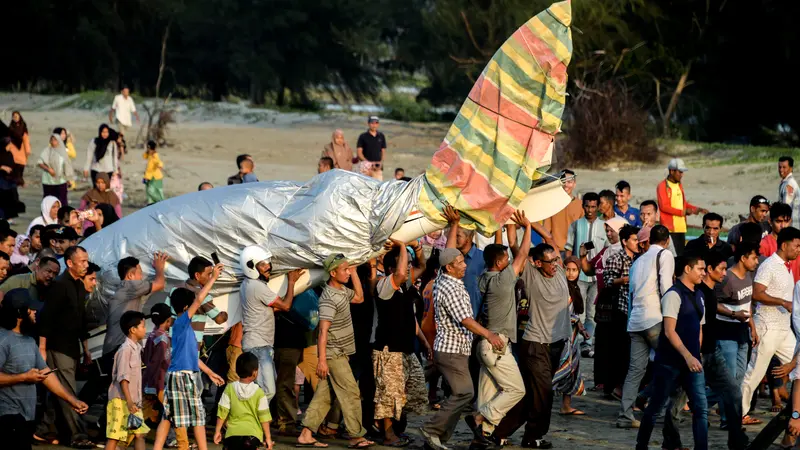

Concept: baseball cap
[[439, 248, 462, 266], [368, 116, 380, 123], [54, 226, 79, 241], [750, 195, 769, 208], [605, 216, 627, 234], [322, 253, 348, 280], [667, 158, 689, 172], [150, 302, 174, 321], [1, 288, 43, 311], [637, 226, 652, 242]]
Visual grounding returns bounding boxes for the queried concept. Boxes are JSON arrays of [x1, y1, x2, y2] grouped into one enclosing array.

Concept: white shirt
[[753, 253, 793, 331], [112, 94, 137, 127], [627, 244, 674, 332]]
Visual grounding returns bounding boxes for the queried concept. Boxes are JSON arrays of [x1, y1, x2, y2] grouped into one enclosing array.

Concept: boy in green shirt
[[213, 352, 273, 450]]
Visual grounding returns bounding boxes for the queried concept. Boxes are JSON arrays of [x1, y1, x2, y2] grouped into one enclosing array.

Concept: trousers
[[301, 354, 365, 437], [476, 339, 525, 432], [422, 352, 473, 443], [740, 323, 795, 414]]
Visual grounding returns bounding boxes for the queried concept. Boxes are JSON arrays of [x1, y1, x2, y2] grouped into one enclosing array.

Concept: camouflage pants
[[373, 347, 428, 420]]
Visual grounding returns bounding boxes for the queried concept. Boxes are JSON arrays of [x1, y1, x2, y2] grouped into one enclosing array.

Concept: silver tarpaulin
[[81, 170, 422, 304]]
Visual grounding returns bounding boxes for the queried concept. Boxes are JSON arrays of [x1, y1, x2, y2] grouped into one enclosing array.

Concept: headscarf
[[10, 235, 31, 266], [93, 124, 113, 161], [8, 112, 27, 148], [83, 203, 120, 238], [564, 256, 584, 315], [26, 196, 61, 234], [52, 127, 67, 145], [81, 172, 120, 206], [322, 129, 354, 171], [44, 133, 69, 177]]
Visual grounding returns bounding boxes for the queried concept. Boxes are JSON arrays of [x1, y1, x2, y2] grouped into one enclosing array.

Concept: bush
[[383, 94, 437, 122], [562, 80, 658, 168]]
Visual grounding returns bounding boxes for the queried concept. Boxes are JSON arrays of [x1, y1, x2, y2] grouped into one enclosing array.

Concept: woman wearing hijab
[[79, 172, 122, 219], [83, 203, 120, 238], [9, 112, 32, 178], [26, 196, 61, 234], [10, 234, 31, 267], [83, 124, 118, 188], [53, 127, 77, 159], [322, 129, 354, 171], [553, 256, 589, 416], [37, 134, 74, 206]]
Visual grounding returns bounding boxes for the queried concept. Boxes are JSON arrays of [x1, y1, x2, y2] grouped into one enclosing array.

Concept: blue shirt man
[[615, 180, 642, 227], [463, 244, 485, 318]]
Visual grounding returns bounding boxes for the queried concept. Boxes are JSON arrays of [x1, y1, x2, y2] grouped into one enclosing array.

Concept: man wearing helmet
[[239, 245, 303, 402]]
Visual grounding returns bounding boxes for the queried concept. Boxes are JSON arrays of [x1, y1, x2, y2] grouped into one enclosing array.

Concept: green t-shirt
[[218, 381, 272, 440]]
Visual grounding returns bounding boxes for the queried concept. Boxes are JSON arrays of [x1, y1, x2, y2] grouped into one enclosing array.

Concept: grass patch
[[56, 90, 116, 110], [658, 139, 799, 166]]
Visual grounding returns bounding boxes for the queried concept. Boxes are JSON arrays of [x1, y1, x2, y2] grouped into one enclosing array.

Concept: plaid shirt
[[603, 249, 633, 315], [433, 273, 474, 355]]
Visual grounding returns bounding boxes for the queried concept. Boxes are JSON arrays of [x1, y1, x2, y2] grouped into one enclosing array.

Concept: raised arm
[[442, 205, 460, 249], [151, 252, 169, 293], [271, 270, 303, 312], [509, 211, 532, 276], [187, 264, 223, 318], [350, 267, 364, 304]]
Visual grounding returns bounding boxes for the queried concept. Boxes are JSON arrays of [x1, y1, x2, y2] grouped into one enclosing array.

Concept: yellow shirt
[[143, 152, 164, 180], [667, 180, 686, 233]]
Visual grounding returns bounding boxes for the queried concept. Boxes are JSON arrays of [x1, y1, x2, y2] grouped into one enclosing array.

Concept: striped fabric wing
[[418, 1, 572, 235]]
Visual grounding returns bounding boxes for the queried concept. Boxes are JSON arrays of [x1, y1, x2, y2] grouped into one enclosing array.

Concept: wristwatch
[[792, 411, 800, 420]]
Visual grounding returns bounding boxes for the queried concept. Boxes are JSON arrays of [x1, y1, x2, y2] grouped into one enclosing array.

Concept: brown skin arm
[[442, 206, 460, 249], [753, 282, 792, 310], [350, 268, 364, 304], [271, 270, 303, 312]]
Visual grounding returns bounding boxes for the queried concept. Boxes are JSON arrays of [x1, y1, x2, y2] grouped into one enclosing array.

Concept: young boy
[[152, 263, 225, 450], [142, 303, 173, 423], [143, 140, 165, 204], [240, 158, 258, 183], [105, 310, 149, 450], [614, 180, 642, 227], [213, 352, 273, 450]]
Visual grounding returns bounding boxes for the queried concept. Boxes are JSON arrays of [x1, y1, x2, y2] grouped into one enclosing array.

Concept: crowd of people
[[7, 92, 800, 450]]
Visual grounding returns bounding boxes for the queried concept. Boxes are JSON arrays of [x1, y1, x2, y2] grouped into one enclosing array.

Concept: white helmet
[[239, 245, 272, 280]]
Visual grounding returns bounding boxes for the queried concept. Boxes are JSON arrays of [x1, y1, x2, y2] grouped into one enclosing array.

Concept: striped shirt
[[167, 283, 223, 345], [565, 217, 608, 283], [319, 285, 356, 358], [433, 273, 473, 355]]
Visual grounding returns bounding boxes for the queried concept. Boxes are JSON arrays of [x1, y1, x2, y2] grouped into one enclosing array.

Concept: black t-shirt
[[273, 312, 307, 349], [698, 282, 718, 354], [684, 237, 733, 261], [357, 131, 386, 162], [374, 285, 417, 354]]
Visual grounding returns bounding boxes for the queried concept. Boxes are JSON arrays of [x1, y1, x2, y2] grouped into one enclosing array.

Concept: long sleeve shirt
[[84, 140, 119, 174], [143, 152, 164, 180], [38, 146, 74, 185]]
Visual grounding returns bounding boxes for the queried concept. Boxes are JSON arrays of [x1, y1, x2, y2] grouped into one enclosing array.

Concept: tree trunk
[[250, 78, 265, 105], [662, 63, 692, 136], [155, 21, 171, 100]]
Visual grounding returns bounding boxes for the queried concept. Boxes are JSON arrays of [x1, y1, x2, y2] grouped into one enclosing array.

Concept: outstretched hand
[[511, 210, 530, 228], [441, 205, 460, 225]]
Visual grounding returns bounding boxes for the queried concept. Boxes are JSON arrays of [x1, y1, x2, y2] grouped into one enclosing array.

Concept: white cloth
[[753, 253, 793, 331], [779, 173, 800, 229], [112, 94, 137, 127], [627, 244, 674, 333]]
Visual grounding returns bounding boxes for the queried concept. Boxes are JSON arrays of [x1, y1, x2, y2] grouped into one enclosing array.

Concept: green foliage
[[383, 94, 437, 122]]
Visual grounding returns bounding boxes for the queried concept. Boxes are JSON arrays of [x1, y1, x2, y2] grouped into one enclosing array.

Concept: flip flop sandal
[[383, 437, 411, 448], [559, 409, 586, 416], [347, 440, 375, 449], [296, 440, 329, 448], [742, 415, 763, 425]]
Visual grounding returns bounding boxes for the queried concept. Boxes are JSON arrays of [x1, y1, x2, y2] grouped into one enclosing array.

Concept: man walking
[[727, 195, 771, 246], [108, 86, 139, 136], [656, 158, 708, 255], [467, 211, 532, 443], [778, 156, 800, 229], [420, 248, 503, 450], [617, 225, 674, 428], [356, 116, 386, 180], [37, 246, 94, 449], [239, 245, 302, 401], [565, 192, 608, 352], [615, 181, 642, 226], [740, 227, 800, 425], [635, 254, 709, 450]]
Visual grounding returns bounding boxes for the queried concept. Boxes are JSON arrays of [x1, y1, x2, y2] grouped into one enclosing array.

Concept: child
[[143, 140, 165, 204], [152, 264, 225, 450], [142, 303, 173, 422], [240, 158, 258, 183], [106, 310, 149, 450], [213, 352, 273, 450]]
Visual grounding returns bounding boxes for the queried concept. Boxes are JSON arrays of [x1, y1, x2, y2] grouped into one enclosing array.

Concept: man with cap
[[420, 246, 504, 450], [239, 245, 302, 402], [297, 253, 374, 449], [356, 116, 387, 181], [0, 288, 89, 450], [727, 195, 772, 248], [656, 158, 708, 256]]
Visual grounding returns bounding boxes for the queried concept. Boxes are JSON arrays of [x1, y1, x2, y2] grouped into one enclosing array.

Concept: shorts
[[106, 398, 150, 442], [164, 372, 205, 428], [295, 366, 305, 386]]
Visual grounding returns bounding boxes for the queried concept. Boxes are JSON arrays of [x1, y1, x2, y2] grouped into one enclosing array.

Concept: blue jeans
[[636, 361, 708, 450], [714, 340, 748, 426], [245, 345, 276, 401]]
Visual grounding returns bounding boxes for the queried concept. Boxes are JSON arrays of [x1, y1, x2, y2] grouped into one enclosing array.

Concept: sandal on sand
[[742, 415, 763, 425], [296, 440, 329, 448], [348, 440, 375, 449]]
